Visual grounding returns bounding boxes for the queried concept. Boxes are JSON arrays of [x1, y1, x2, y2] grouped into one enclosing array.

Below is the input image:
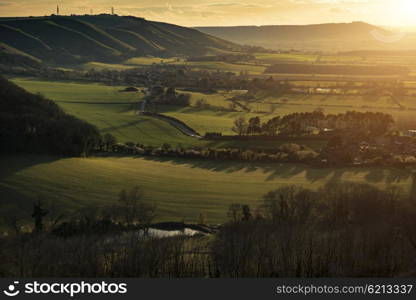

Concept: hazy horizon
[[0, 0, 416, 28]]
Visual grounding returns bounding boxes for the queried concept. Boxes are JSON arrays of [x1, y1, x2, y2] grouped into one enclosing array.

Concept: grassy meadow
[[7, 76, 413, 225], [83, 62, 137, 71], [70, 51, 416, 79], [76, 51, 416, 78], [125, 57, 266, 74], [6, 55, 416, 227], [11, 78, 201, 146], [10, 78, 302, 149], [13, 77, 416, 149], [124, 57, 180, 65], [9, 78, 311, 144], [1, 155, 414, 224]]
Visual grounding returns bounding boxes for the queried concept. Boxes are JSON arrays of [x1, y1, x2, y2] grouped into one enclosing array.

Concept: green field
[[245, 93, 416, 127], [6, 65, 416, 227], [11, 78, 144, 103], [12, 78, 325, 149], [124, 57, 180, 65], [252, 53, 370, 66], [11, 78, 202, 146], [83, 62, 137, 71], [160, 106, 250, 135], [1, 155, 414, 224], [254, 53, 319, 64], [69, 51, 416, 78], [14, 77, 416, 149], [9, 79, 293, 149], [124, 56, 266, 74], [180, 89, 244, 108], [83, 53, 376, 74], [180, 61, 265, 74]]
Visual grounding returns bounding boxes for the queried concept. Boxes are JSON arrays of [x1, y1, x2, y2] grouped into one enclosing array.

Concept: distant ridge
[[0, 14, 238, 66], [195, 22, 396, 51]]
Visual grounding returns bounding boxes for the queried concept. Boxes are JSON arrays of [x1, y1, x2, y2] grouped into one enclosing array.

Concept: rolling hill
[[0, 76, 101, 156], [0, 42, 42, 70], [1, 154, 413, 223], [0, 14, 238, 66], [195, 22, 407, 51]]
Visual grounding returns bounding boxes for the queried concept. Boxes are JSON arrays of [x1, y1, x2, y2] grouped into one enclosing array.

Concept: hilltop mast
[[111, 7, 114, 15], [57, 5, 59, 16]]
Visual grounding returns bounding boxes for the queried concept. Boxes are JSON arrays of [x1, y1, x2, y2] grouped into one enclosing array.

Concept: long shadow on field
[[0, 155, 60, 182], [139, 156, 413, 185], [0, 185, 34, 220], [55, 101, 135, 105], [101, 119, 146, 133], [158, 105, 236, 117], [0, 155, 62, 218]]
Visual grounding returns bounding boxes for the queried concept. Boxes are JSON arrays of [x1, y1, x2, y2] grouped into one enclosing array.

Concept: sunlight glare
[[395, 0, 416, 25]]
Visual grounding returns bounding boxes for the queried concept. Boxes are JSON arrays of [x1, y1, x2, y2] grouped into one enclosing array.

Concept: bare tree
[[32, 199, 49, 233], [137, 202, 157, 237], [103, 133, 117, 151], [117, 186, 157, 234], [270, 103, 277, 114], [227, 204, 242, 222], [117, 186, 142, 226], [232, 116, 248, 136]]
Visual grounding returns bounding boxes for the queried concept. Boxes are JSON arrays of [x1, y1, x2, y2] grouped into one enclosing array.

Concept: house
[[320, 128, 336, 136], [405, 130, 416, 137]]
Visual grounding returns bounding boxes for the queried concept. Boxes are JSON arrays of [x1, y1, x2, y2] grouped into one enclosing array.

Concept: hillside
[[195, 22, 405, 51], [0, 76, 100, 156], [0, 14, 238, 65], [1, 154, 412, 223], [0, 42, 42, 70]]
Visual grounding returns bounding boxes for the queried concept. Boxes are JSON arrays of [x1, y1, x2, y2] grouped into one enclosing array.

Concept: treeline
[[103, 136, 416, 167], [146, 86, 191, 106], [213, 182, 416, 277], [0, 77, 101, 156], [230, 110, 394, 137], [98, 110, 412, 167], [187, 54, 255, 63], [106, 142, 319, 164], [1, 182, 416, 277], [266, 63, 409, 76], [193, 98, 238, 112]]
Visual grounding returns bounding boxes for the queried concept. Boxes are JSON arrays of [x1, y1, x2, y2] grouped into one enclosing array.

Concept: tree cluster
[[266, 63, 409, 76], [104, 142, 319, 164], [232, 110, 394, 137], [147, 86, 191, 106]]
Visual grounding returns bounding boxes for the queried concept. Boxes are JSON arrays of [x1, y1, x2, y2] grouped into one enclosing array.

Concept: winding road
[[149, 113, 202, 139], [139, 98, 202, 138]]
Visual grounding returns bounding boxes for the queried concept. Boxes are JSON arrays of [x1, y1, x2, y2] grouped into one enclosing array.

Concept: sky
[[0, 0, 416, 27]]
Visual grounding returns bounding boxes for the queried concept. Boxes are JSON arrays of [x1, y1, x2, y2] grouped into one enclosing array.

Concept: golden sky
[[0, 0, 415, 27]]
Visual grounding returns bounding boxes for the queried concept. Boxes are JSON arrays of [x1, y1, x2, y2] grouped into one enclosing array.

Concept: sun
[[390, 0, 416, 26], [398, 0, 416, 16]]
